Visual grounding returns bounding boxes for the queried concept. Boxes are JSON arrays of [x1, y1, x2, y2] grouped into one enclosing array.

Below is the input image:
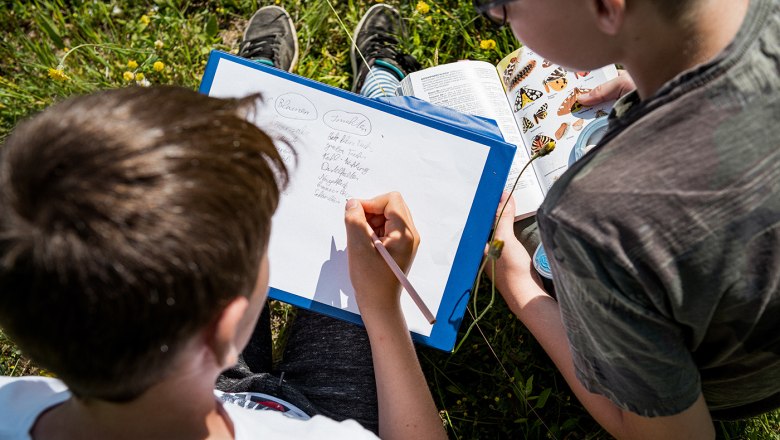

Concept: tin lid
[[533, 243, 553, 279], [569, 116, 609, 166]]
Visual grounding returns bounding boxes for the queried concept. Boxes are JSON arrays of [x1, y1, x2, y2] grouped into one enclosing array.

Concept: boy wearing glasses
[[479, 0, 780, 438]]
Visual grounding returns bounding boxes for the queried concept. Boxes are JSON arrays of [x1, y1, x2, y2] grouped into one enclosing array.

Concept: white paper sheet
[[208, 59, 491, 336]]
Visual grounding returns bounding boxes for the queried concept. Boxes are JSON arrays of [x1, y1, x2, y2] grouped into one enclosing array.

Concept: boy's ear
[[590, 0, 626, 36], [208, 296, 251, 368]]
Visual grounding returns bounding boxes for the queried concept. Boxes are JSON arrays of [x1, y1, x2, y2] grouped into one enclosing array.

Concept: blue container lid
[[568, 116, 609, 166], [533, 244, 553, 279]]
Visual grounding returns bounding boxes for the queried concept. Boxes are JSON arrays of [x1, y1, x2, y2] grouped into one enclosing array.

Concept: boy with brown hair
[[0, 87, 444, 439], [477, 0, 779, 438], [0, 4, 448, 439]]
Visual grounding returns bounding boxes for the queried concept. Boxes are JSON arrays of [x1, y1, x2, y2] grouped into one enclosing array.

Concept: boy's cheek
[[506, 3, 611, 71]]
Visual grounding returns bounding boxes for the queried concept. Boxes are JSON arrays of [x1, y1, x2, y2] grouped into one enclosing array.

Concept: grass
[[0, 1, 778, 438]]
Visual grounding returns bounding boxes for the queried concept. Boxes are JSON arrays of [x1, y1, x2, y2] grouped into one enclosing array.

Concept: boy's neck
[[621, 0, 751, 99], [32, 349, 233, 440]]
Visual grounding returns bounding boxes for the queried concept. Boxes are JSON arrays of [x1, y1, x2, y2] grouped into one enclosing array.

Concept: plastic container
[[568, 116, 609, 166], [533, 243, 553, 279]]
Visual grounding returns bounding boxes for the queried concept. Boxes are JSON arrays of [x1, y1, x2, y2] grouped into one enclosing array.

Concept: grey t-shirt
[[537, 0, 780, 419]]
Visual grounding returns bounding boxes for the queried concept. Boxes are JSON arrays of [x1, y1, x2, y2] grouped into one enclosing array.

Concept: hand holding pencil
[[344, 192, 434, 324]]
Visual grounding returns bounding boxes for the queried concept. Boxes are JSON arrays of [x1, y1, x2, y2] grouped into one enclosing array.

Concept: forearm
[[501, 275, 715, 440], [362, 306, 447, 440], [498, 273, 629, 437]]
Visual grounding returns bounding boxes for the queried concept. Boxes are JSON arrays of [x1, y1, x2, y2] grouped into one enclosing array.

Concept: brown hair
[[0, 86, 288, 401]]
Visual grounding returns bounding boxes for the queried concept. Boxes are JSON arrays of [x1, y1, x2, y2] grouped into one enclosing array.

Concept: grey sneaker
[[351, 4, 420, 93], [239, 6, 299, 72]]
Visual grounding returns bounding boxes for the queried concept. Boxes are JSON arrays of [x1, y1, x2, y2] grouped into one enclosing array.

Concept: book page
[[400, 61, 544, 218], [497, 48, 617, 193], [207, 58, 494, 337]]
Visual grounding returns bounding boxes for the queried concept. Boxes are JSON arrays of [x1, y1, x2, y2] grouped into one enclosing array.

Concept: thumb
[[579, 71, 634, 105], [493, 192, 517, 241], [578, 85, 608, 106]]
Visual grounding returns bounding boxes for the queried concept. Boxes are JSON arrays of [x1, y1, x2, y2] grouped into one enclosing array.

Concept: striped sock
[[359, 65, 401, 99]]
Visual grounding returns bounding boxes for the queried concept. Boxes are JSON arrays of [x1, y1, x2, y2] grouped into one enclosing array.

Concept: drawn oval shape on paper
[[274, 93, 317, 120], [323, 110, 372, 136]]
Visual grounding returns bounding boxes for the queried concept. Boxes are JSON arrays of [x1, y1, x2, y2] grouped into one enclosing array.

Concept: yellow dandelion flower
[[135, 72, 145, 81], [127, 60, 138, 69], [153, 61, 165, 72], [154, 39, 164, 50], [416, 1, 430, 14], [480, 39, 497, 50], [48, 68, 70, 82], [123, 71, 135, 82], [140, 14, 150, 25], [63, 47, 69, 52]]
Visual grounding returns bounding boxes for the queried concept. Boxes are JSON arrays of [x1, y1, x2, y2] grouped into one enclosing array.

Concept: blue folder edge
[[199, 50, 515, 352]]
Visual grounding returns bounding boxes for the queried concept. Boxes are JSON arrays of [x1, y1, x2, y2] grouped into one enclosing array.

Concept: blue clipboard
[[199, 50, 514, 351]]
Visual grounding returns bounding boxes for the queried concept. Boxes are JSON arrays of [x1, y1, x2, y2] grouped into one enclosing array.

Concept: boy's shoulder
[[0, 375, 69, 405], [0, 377, 379, 440], [0, 376, 70, 437]]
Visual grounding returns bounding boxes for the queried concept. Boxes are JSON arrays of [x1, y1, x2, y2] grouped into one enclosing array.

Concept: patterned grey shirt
[[537, 0, 780, 419]]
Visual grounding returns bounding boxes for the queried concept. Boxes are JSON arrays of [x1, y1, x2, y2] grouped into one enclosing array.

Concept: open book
[[400, 47, 617, 219]]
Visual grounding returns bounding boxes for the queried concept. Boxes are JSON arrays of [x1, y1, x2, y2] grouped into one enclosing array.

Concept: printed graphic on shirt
[[219, 392, 311, 420]]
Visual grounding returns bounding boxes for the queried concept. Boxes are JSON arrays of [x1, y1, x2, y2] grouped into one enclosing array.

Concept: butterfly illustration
[[542, 59, 553, 68], [521, 117, 534, 133], [572, 118, 584, 131], [595, 109, 609, 118], [502, 57, 518, 87], [514, 87, 543, 111], [543, 68, 568, 93], [574, 71, 590, 79], [557, 87, 591, 116], [533, 103, 548, 124], [506, 60, 537, 90], [531, 134, 555, 156]]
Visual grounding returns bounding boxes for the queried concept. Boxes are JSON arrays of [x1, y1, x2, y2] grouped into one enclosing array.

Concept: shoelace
[[239, 35, 277, 61], [361, 32, 401, 61], [360, 33, 420, 73]]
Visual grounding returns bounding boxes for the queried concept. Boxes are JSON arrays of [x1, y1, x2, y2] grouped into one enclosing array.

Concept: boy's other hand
[[486, 192, 544, 313], [578, 70, 635, 106], [344, 192, 420, 319]]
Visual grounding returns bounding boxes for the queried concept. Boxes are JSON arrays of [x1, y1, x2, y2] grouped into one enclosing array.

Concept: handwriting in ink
[[323, 110, 372, 136], [275, 93, 317, 120]]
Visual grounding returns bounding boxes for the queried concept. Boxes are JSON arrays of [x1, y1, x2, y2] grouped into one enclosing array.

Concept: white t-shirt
[[0, 376, 378, 439]]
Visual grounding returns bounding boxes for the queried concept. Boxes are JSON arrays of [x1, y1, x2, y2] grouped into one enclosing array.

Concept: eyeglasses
[[472, 0, 516, 27]]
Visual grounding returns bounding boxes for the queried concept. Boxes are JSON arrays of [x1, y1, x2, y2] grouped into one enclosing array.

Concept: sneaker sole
[[351, 4, 397, 92], [244, 5, 299, 73]]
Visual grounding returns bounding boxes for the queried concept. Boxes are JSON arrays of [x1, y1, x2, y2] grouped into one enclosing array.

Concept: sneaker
[[351, 4, 421, 93], [239, 6, 299, 73]]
